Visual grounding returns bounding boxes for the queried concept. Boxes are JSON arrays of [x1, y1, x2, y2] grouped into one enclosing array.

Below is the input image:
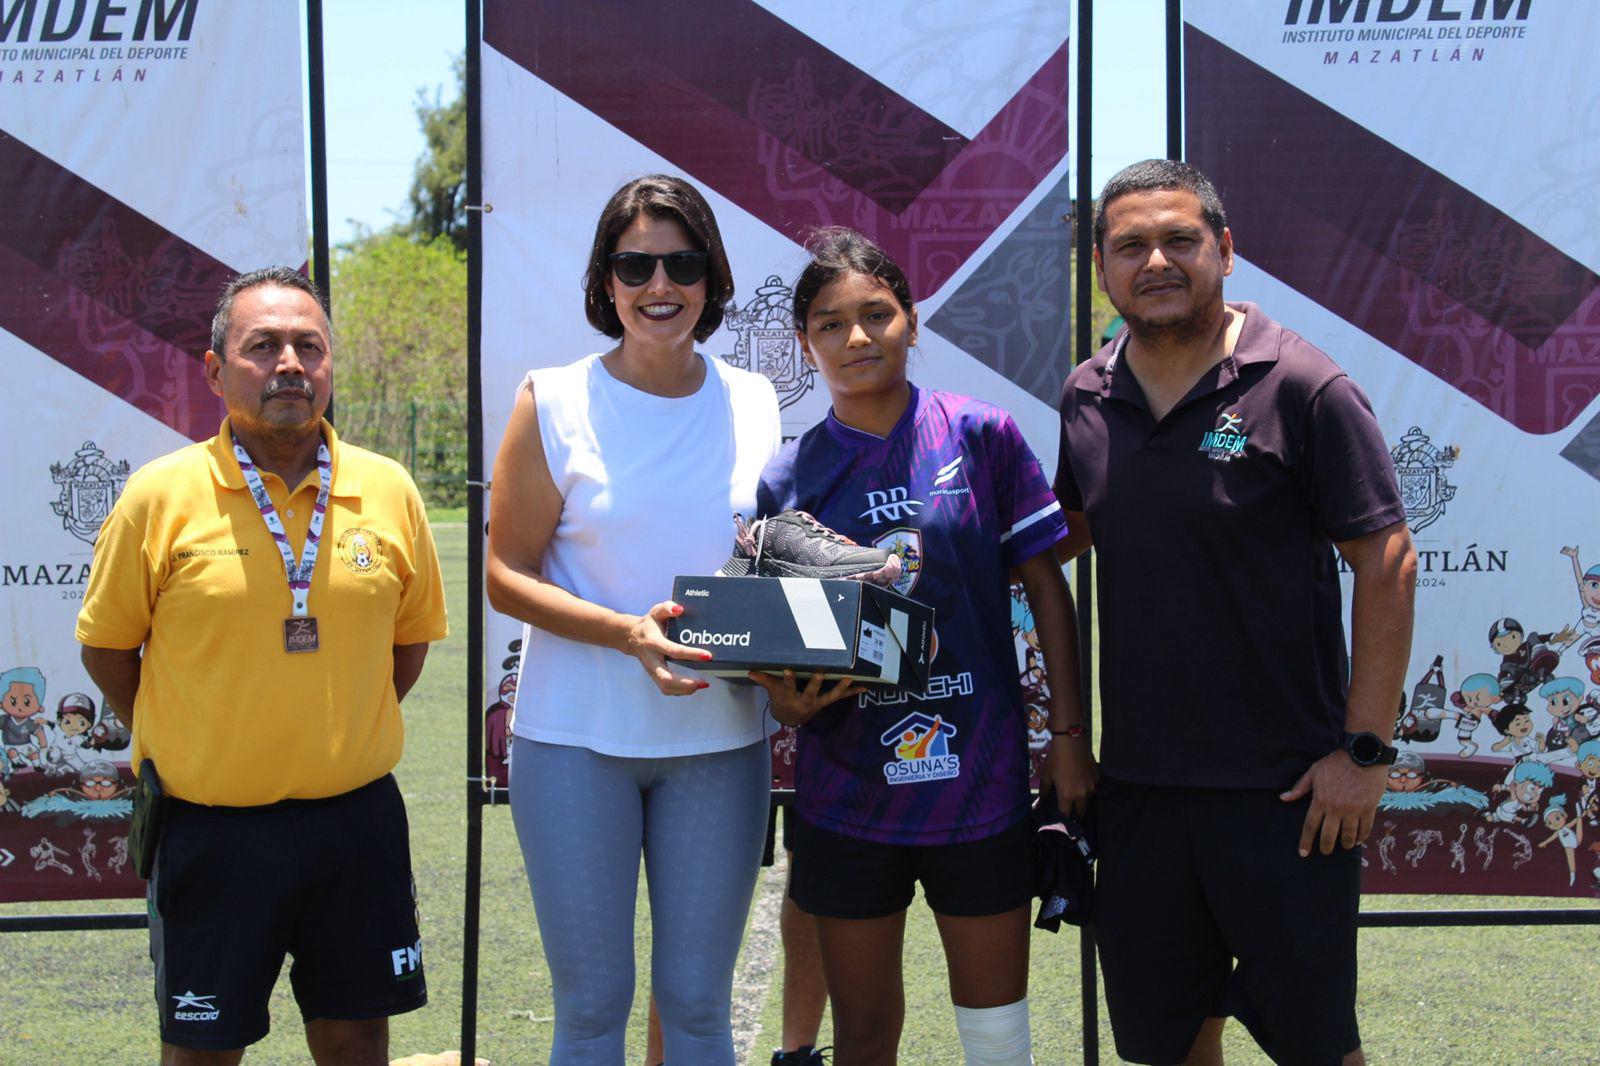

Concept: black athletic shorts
[[1093, 777, 1361, 1066], [788, 814, 1033, 919], [149, 774, 426, 1050]]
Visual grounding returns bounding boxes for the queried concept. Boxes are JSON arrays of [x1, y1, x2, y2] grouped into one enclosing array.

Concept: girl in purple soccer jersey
[[751, 228, 1094, 1065]]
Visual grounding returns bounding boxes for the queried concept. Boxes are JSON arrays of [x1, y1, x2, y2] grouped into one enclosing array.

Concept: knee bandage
[[953, 997, 1033, 1065]]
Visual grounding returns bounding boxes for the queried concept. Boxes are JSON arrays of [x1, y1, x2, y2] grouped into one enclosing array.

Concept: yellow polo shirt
[[76, 419, 449, 805]]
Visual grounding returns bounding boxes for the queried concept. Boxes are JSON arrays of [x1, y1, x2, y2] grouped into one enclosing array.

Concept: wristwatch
[[1341, 731, 1398, 767]]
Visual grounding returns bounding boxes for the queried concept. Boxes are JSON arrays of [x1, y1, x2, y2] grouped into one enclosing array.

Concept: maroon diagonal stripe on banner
[[1184, 26, 1600, 435], [487, 0, 966, 214], [0, 129, 228, 440], [486, 1, 1069, 300]]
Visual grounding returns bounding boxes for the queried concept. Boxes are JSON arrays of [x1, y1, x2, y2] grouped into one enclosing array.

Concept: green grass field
[[3, 522, 1596, 1063]]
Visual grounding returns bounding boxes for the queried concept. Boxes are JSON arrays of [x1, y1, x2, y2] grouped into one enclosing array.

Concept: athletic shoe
[[718, 511, 900, 586], [771, 1046, 830, 1066]]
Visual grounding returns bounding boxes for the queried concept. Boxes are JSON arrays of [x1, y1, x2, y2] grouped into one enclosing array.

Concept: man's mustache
[[261, 377, 316, 402]]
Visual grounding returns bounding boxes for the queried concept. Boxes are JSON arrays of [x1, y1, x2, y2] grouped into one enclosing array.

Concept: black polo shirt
[[1055, 302, 1405, 789]]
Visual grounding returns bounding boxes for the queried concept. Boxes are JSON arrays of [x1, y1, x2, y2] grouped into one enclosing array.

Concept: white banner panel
[[1, 0, 307, 901], [1183, 0, 1600, 897], [480, 0, 1072, 788]]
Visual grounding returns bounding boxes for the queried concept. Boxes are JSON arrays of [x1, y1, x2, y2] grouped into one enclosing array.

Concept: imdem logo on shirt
[[880, 712, 959, 785], [1198, 412, 1249, 462]]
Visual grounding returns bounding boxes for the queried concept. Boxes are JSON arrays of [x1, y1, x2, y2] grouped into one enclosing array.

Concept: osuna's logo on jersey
[[861, 486, 922, 524], [1198, 412, 1248, 462], [880, 712, 959, 785]]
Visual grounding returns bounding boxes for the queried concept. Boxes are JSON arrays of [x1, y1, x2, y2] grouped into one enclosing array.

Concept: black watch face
[[1348, 732, 1384, 765]]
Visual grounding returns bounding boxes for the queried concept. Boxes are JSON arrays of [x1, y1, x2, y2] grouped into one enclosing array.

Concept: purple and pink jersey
[[757, 386, 1067, 845]]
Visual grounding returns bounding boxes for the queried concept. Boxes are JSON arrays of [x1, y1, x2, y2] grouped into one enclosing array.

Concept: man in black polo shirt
[[1055, 159, 1417, 1066]]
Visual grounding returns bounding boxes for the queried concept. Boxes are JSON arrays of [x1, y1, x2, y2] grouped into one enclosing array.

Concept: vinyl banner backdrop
[[1, 3, 306, 901], [480, 1, 1072, 790], [1183, 1, 1600, 898]]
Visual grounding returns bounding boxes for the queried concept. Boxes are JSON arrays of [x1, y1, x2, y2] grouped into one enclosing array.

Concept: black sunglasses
[[608, 250, 709, 287]]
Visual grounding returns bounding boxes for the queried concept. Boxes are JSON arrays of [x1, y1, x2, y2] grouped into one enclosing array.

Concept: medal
[[283, 617, 320, 654], [233, 434, 333, 654]]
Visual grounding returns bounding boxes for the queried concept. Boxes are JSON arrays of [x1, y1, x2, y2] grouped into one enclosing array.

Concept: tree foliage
[[405, 56, 468, 252], [331, 232, 467, 505]]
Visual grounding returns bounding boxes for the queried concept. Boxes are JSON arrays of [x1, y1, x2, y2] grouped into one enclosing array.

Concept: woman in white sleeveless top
[[487, 175, 781, 1064]]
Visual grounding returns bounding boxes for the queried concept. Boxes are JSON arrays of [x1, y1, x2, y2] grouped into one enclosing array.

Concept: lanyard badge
[[233, 435, 333, 653]]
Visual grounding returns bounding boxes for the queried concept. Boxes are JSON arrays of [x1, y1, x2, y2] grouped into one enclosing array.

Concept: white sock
[[953, 997, 1033, 1065]]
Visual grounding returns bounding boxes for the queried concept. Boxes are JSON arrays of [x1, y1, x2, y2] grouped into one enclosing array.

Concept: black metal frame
[[0, 0, 332, 938], [461, 1, 487, 1062], [1073, 3, 1097, 1063]]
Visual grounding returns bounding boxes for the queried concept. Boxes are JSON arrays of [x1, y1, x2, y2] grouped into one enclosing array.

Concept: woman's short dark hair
[[791, 227, 915, 331], [581, 175, 734, 343]]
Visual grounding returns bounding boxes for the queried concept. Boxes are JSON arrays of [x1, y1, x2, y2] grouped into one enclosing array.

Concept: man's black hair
[[1093, 159, 1228, 250]]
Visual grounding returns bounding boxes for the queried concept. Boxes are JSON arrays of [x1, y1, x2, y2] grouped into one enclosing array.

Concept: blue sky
[[321, 1, 1166, 245]]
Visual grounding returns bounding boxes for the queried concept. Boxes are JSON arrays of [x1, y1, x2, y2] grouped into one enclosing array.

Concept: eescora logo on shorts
[[171, 991, 220, 1022]]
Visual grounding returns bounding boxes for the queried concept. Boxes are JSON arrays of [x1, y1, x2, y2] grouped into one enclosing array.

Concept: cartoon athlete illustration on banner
[[1559, 546, 1600, 638], [1537, 795, 1585, 886], [1377, 750, 1488, 815], [1489, 617, 1574, 704], [1437, 672, 1501, 759], [20, 760, 133, 824], [41, 694, 97, 777], [2, 667, 50, 772]]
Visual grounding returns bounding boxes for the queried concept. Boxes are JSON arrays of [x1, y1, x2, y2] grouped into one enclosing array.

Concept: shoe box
[[667, 575, 934, 694]]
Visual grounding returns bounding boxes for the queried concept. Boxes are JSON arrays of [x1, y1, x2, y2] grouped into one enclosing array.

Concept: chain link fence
[[335, 401, 467, 508]]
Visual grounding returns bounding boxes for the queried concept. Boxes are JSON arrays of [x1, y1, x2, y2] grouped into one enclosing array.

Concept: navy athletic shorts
[[788, 814, 1033, 919], [148, 774, 426, 1050], [1092, 777, 1361, 1066]]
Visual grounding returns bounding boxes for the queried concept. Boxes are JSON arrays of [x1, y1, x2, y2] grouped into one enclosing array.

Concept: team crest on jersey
[[880, 712, 959, 785], [1198, 411, 1249, 462], [337, 528, 384, 576], [872, 528, 923, 595]]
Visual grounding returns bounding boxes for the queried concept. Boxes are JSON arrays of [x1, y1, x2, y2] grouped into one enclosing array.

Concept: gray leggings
[[510, 736, 771, 1064]]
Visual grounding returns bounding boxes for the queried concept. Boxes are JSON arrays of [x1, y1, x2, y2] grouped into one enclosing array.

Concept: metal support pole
[[460, 0, 487, 1059], [1166, 0, 1183, 159], [1074, 2, 1097, 1062]]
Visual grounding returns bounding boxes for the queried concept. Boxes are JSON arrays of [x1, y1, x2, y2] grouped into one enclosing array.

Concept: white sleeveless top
[[512, 352, 782, 756]]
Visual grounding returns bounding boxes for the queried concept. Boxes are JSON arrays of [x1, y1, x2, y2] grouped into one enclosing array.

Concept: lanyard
[[232, 434, 332, 618]]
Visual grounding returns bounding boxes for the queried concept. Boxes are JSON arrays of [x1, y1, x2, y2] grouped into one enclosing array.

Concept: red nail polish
[[696, 680, 710, 689], [701, 652, 713, 661]]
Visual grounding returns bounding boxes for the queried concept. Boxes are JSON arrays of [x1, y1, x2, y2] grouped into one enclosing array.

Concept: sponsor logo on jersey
[[880, 712, 960, 784], [929, 453, 971, 497]]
